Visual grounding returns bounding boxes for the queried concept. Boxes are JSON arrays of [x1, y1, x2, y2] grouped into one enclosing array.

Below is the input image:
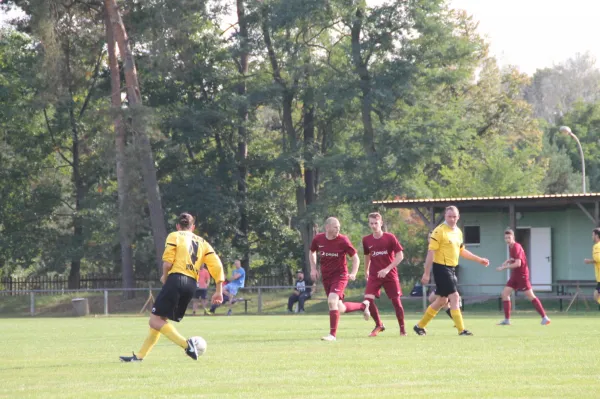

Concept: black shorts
[[152, 273, 197, 322], [194, 288, 207, 300], [432, 263, 458, 297], [596, 282, 600, 294]]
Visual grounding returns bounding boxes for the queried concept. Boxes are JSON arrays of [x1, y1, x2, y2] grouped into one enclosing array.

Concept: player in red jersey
[[496, 229, 550, 326], [362, 213, 407, 336], [310, 217, 370, 341]]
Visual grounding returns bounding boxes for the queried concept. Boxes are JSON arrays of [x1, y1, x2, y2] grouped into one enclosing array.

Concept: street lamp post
[[559, 126, 586, 194]]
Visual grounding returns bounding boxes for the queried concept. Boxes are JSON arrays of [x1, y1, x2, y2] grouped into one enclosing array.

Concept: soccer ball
[[190, 336, 207, 356]]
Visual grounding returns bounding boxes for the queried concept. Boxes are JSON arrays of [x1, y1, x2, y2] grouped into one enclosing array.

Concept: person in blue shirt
[[209, 260, 246, 315]]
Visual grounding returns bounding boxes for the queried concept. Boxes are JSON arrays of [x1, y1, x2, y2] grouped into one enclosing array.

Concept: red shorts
[[365, 276, 402, 299], [322, 276, 348, 300], [506, 275, 532, 291]]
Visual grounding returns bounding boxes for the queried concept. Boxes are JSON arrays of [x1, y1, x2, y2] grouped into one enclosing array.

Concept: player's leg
[[595, 283, 600, 304], [288, 293, 300, 312], [365, 278, 384, 334], [323, 289, 340, 341], [498, 286, 514, 325], [384, 278, 406, 336], [524, 289, 551, 325], [429, 291, 452, 321], [414, 264, 450, 335], [447, 292, 469, 335], [338, 279, 370, 320]]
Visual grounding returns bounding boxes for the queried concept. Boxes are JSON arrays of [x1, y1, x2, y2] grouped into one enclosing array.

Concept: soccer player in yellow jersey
[[583, 228, 600, 305], [413, 206, 489, 336], [120, 213, 225, 362]]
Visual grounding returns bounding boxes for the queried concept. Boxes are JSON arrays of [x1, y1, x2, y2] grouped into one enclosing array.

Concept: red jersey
[[509, 242, 529, 278], [363, 232, 403, 279], [310, 233, 357, 280]]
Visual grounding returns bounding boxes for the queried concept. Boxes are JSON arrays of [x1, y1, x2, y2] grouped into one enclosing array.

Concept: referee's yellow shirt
[[428, 223, 464, 267]]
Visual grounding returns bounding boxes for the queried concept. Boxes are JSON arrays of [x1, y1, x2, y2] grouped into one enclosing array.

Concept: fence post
[[422, 285, 427, 312], [30, 292, 35, 316], [257, 288, 262, 314], [104, 290, 109, 316]]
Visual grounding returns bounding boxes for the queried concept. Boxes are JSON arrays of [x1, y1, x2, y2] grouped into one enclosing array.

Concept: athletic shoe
[[541, 316, 551, 325], [185, 338, 198, 360], [400, 331, 407, 337], [497, 319, 511, 326], [368, 325, 386, 337], [119, 352, 142, 362], [362, 300, 371, 321], [413, 325, 426, 336], [321, 334, 337, 341], [458, 330, 473, 336]]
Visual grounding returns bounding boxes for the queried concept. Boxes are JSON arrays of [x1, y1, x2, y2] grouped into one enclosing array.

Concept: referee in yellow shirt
[[584, 228, 600, 305], [414, 206, 489, 336]]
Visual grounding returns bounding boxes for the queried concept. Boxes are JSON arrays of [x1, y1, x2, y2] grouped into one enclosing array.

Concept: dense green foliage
[[0, 0, 596, 285]]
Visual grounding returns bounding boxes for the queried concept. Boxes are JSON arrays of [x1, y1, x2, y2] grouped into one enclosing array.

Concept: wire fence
[[1, 282, 597, 317]]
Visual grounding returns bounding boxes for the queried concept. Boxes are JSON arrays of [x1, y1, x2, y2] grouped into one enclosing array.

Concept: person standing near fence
[[192, 264, 211, 315], [362, 212, 407, 337], [413, 206, 489, 336], [119, 213, 224, 362], [584, 227, 600, 305], [310, 217, 370, 342], [496, 229, 551, 326]]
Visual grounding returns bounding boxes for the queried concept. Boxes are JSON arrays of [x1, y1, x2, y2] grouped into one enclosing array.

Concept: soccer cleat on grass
[[369, 325, 386, 337], [458, 330, 473, 336], [321, 334, 337, 341], [413, 325, 426, 336], [185, 338, 199, 360], [541, 316, 551, 326], [119, 352, 142, 363], [497, 319, 511, 326], [362, 300, 371, 321]]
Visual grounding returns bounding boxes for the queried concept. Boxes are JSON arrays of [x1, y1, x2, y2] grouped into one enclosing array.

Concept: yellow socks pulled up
[[137, 328, 161, 359], [417, 306, 440, 329], [451, 309, 465, 332], [160, 323, 188, 349]]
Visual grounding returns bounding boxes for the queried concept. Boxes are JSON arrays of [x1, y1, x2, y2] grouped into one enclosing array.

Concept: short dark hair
[[593, 228, 600, 239], [178, 213, 195, 229], [504, 229, 515, 236]]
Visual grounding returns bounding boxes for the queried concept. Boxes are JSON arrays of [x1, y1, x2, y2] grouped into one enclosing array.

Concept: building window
[[463, 225, 480, 245]]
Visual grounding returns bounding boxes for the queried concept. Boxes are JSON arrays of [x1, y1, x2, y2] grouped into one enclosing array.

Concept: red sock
[[531, 298, 546, 318], [343, 301, 366, 313], [503, 300, 511, 319], [329, 310, 340, 336], [367, 298, 382, 327], [391, 297, 405, 333]]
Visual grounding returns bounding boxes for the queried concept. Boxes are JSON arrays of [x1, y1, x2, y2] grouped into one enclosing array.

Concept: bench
[[231, 297, 252, 314]]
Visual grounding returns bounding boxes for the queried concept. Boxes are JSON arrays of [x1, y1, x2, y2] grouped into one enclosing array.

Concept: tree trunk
[[302, 79, 316, 279], [106, 0, 167, 273], [236, 0, 250, 274], [104, 4, 134, 296], [63, 35, 83, 290], [351, 7, 376, 156]]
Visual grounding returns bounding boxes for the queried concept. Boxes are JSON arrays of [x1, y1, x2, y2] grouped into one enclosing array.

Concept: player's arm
[[364, 254, 371, 280], [497, 259, 521, 270], [161, 233, 177, 284], [585, 250, 600, 264], [421, 250, 435, 284], [201, 243, 225, 304], [460, 248, 489, 266], [348, 253, 360, 280], [378, 251, 404, 278]]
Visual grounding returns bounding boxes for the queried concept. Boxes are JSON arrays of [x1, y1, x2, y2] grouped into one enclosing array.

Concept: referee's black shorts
[[152, 273, 197, 322], [432, 263, 458, 297]]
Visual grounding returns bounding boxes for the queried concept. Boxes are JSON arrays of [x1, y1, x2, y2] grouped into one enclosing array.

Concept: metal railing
[[1, 281, 596, 317]]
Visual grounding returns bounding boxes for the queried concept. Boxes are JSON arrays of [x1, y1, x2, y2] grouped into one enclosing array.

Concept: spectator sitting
[[287, 270, 313, 313], [209, 259, 246, 315]]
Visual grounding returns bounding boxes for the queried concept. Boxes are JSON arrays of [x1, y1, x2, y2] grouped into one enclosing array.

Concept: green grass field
[[1, 313, 599, 398]]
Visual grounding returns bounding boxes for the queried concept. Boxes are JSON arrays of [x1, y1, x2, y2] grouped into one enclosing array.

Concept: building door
[[529, 227, 553, 291]]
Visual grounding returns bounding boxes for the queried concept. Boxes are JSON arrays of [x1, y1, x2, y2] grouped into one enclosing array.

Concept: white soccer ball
[[191, 336, 207, 356]]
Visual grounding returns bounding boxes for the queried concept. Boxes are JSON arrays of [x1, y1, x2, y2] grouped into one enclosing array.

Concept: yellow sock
[[417, 306, 440, 328], [451, 309, 465, 332], [137, 328, 161, 359], [160, 323, 188, 349]]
